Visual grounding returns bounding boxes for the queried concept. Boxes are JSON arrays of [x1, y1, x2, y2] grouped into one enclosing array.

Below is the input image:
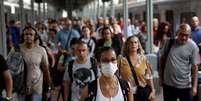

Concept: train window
[[180, 12, 196, 24], [165, 10, 174, 32]]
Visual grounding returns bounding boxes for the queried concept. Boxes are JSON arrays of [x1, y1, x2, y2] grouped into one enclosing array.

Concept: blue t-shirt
[[56, 29, 80, 50], [192, 26, 201, 45]]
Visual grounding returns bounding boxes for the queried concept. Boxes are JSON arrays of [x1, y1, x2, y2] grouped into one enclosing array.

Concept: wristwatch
[[5, 96, 13, 101]]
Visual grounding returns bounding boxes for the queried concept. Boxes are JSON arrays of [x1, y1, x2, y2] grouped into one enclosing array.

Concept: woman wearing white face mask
[[80, 47, 133, 101]]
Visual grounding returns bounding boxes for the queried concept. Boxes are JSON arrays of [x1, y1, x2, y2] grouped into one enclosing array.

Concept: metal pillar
[[93, 1, 97, 21], [38, 3, 41, 22], [46, 3, 48, 19], [19, 0, 25, 29], [67, 0, 73, 18], [146, 0, 153, 54], [97, 0, 100, 17], [123, 0, 128, 38], [0, 0, 7, 57], [103, 2, 106, 18], [111, 0, 115, 17], [43, 1, 46, 20], [31, 0, 35, 26]]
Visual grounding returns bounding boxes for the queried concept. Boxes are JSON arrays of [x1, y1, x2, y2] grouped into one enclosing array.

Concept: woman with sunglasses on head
[[118, 36, 155, 101]]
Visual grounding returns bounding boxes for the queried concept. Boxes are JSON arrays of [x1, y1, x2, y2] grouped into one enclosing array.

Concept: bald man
[[160, 24, 200, 101], [191, 16, 201, 48], [191, 16, 201, 101]]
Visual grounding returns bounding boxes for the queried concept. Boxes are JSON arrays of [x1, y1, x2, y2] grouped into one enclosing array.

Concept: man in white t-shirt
[[63, 41, 97, 101], [9, 26, 52, 101]]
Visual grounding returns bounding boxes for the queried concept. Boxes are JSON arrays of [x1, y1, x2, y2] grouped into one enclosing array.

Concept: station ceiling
[[4, 0, 96, 10], [46, 0, 95, 10]]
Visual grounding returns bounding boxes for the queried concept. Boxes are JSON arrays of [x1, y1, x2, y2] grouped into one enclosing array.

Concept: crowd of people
[[0, 15, 201, 101]]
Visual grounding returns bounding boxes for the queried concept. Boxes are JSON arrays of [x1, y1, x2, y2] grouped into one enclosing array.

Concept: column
[[146, 0, 153, 54], [97, 0, 100, 17], [43, 0, 46, 20], [31, 0, 35, 26], [38, 3, 41, 21], [111, 0, 115, 17], [0, 0, 7, 57], [19, 0, 25, 29], [123, 0, 128, 38]]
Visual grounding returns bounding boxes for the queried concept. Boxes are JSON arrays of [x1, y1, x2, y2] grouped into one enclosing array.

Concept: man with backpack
[[191, 16, 201, 101], [7, 26, 52, 101], [63, 41, 98, 101], [0, 54, 13, 101], [159, 24, 200, 101]]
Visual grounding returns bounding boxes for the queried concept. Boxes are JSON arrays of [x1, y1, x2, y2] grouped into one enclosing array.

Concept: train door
[[180, 12, 196, 24], [165, 10, 174, 33]]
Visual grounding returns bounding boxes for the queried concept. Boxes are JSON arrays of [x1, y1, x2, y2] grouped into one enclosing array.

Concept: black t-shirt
[[0, 54, 8, 93]]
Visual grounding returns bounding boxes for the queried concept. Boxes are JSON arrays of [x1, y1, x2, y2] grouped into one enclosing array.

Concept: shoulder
[[90, 37, 97, 43], [36, 45, 47, 54], [197, 26, 201, 31], [72, 29, 79, 34], [118, 56, 128, 64], [187, 39, 199, 51], [187, 39, 198, 48]]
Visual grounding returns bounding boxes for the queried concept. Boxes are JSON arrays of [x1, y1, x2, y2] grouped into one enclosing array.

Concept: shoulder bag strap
[[90, 57, 98, 79], [64, 30, 72, 50], [126, 56, 139, 86]]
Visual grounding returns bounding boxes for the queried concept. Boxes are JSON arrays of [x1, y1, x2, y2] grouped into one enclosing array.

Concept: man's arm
[[192, 65, 198, 96], [42, 63, 52, 87], [80, 85, 88, 101], [64, 80, 70, 101], [3, 70, 13, 97]]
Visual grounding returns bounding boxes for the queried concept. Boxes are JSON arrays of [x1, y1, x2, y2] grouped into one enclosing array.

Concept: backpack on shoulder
[[6, 45, 27, 94]]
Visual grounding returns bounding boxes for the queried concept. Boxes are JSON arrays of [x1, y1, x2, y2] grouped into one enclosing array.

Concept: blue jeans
[[163, 84, 193, 101], [26, 92, 42, 101]]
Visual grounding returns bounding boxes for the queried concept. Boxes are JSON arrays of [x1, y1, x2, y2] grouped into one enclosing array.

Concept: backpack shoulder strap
[[90, 57, 98, 79], [118, 78, 129, 101], [165, 38, 175, 55], [68, 60, 74, 81], [86, 79, 97, 101], [13, 44, 20, 52]]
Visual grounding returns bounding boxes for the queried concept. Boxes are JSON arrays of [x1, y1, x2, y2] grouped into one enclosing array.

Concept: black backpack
[[85, 78, 130, 101], [6, 45, 27, 94]]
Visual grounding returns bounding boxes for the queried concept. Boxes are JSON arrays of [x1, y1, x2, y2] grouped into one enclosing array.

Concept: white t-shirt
[[96, 78, 124, 101], [20, 44, 48, 94]]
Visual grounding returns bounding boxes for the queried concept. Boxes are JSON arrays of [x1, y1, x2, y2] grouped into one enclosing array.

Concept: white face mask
[[101, 62, 118, 78]]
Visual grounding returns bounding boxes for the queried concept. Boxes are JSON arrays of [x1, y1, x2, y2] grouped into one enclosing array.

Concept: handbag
[[126, 56, 152, 101]]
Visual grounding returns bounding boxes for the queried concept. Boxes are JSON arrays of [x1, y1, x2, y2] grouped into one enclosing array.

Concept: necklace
[[101, 76, 118, 100]]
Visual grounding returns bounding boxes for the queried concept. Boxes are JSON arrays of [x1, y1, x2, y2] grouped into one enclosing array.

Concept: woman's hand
[[149, 90, 156, 101]]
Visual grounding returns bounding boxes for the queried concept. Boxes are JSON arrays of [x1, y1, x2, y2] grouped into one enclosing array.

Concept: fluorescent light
[[11, 6, 15, 14]]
